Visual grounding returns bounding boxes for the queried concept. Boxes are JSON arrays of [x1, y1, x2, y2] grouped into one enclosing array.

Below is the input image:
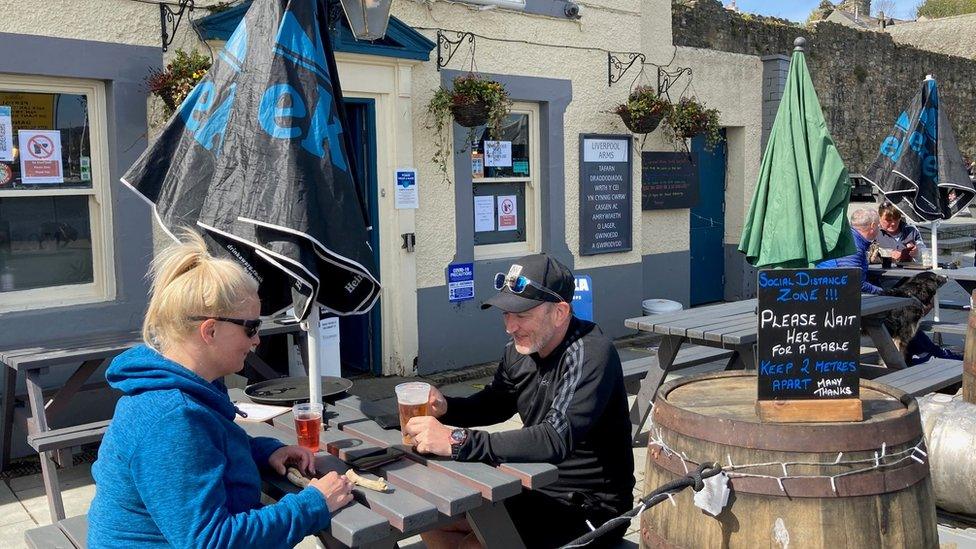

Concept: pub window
[[472, 102, 540, 259], [0, 75, 114, 312]]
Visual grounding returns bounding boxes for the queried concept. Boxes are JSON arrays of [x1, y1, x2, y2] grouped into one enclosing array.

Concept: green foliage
[[664, 97, 723, 150], [426, 75, 512, 184], [145, 50, 212, 117], [614, 86, 670, 121], [916, 0, 976, 18]]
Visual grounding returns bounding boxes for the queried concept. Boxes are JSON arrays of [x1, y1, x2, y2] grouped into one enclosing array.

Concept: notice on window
[[318, 314, 342, 378], [0, 107, 12, 162], [484, 141, 512, 167], [18, 129, 62, 184], [497, 195, 518, 231], [394, 168, 419, 209], [474, 195, 495, 232], [448, 262, 475, 303], [471, 152, 485, 179]]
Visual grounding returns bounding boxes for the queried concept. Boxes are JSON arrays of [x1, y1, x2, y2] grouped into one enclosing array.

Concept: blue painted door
[[689, 132, 726, 306], [338, 99, 381, 375]]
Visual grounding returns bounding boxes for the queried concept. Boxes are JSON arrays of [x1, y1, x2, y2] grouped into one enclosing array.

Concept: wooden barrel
[[641, 371, 938, 548]]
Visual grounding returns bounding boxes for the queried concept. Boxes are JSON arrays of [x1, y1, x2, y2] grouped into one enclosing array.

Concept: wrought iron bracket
[[437, 31, 475, 71], [658, 66, 693, 100], [608, 52, 645, 87], [160, 0, 195, 52]]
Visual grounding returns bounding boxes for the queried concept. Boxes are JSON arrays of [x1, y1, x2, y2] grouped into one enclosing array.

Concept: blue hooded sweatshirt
[[816, 227, 883, 295], [88, 345, 331, 548]]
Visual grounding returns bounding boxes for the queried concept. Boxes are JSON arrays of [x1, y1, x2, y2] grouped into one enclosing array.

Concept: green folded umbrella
[[739, 38, 855, 269]]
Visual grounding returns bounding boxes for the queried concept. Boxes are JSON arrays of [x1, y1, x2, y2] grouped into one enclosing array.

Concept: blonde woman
[[88, 230, 352, 548]]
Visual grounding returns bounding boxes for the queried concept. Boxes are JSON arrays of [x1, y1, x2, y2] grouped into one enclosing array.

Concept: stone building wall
[[673, 0, 976, 172]]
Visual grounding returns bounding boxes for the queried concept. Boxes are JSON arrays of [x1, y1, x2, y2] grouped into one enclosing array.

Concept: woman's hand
[[428, 386, 448, 418], [309, 472, 354, 512], [268, 445, 315, 476]]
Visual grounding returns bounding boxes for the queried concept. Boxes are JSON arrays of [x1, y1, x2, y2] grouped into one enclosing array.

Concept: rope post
[[964, 289, 976, 404]]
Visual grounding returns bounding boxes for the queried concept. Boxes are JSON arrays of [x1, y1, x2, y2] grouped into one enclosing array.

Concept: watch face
[[451, 429, 466, 443]]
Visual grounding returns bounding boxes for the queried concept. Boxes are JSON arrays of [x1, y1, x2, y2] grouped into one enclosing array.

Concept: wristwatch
[[450, 428, 469, 460]]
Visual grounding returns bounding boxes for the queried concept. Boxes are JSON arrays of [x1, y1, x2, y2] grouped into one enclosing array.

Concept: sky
[[730, 0, 920, 22]]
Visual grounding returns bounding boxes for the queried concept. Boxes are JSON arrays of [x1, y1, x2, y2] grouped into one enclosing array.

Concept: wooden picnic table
[[869, 264, 976, 299], [623, 294, 914, 440], [230, 389, 559, 548], [0, 318, 302, 522]]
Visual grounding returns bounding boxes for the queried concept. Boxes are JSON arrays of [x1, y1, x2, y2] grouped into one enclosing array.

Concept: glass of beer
[[394, 382, 431, 445], [293, 402, 323, 451]]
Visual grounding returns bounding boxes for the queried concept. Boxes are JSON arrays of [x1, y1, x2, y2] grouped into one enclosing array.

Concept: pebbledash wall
[[396, 0, 764, 372], [0, 0, 767, 376]]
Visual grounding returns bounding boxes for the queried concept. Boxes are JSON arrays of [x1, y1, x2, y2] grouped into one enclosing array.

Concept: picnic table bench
[[624, 295, 915, 442], [875, 358, 963, 397], [0, 318, 302, 522]]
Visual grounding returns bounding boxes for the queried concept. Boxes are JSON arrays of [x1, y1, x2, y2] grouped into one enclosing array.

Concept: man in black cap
[[406, 253, 634, 548]]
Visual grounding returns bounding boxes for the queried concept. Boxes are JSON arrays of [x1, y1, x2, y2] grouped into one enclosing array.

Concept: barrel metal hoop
[[653, 372, 922, 452], [648, 448, 929, 498]]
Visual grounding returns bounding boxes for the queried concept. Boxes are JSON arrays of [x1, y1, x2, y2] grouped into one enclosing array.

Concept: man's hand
[[905, 242, 919, 259], [269, 445, 316, 476], [405, 416, 453, 456], [428, 386, 448, 418], [308, 472, 354, 513]]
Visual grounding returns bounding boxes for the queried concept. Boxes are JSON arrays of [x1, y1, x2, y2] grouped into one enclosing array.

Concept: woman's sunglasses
[[493, 273, 564, 303], [190, 316, 262, 338]]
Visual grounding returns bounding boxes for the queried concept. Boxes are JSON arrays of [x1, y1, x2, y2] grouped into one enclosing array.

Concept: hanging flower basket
[[665, 97, 722, 150], [426, 74, 512, 183], [145, 49, 212, 117], [450, 101, 491, 128], [613, 86, 669, 135]]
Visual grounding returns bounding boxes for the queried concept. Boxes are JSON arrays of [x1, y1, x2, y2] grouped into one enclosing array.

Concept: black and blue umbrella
[[122, 0, 380, 401]]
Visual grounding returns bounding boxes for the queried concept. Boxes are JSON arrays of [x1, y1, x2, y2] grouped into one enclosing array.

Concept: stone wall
[[673, 0, 976, 172]]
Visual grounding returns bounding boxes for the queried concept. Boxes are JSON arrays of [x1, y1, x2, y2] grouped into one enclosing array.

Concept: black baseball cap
[[482, 254, 575, 313]]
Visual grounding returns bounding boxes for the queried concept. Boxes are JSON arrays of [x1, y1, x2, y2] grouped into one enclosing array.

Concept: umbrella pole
[[306, 305, 323, 404], [932, 220, 940, 322]]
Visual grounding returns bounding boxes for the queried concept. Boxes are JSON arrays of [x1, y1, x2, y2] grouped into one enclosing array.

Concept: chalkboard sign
[[579, 134, 633, 256], [641, 152, 699, 210], [756, 268, 863, 422]]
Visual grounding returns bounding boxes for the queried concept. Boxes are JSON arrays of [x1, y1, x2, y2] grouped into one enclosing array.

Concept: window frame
[[0, 74, 115, 312], [473, 101, 541, 260]]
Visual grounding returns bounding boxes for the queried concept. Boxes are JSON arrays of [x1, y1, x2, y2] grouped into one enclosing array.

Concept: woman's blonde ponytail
[[142, 229, 258, 351]]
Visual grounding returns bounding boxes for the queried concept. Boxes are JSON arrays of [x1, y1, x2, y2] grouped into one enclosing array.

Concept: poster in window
[[471, 152, 485, 179], [474, 195, 495, 232], [497, 194, 518, 231], [484, 141, 512, 167], [18, 129, 63, 184], [0, 107, 12, 162]]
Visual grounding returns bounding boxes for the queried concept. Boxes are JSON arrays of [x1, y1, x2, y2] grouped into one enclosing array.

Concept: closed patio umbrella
[[863, 75, 976, 265], [739, 38, 855, 268], [121, 0, 380, 403]]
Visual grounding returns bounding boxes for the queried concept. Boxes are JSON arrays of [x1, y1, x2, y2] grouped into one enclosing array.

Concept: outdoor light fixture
[[339, 0, 394, 41]]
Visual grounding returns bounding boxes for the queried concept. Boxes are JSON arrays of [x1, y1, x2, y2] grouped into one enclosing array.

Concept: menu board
[[641, 152, 699, 210], [757, 268, 861, 403], [579, 134, 633, 256]]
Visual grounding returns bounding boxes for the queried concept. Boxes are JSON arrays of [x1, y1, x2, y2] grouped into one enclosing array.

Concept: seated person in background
[[405, 254, 635, 549], [876, 202, 926, 264], [88, 230, 353, 548], [817, 207, 884, 295], [817, 210, 960, 365]]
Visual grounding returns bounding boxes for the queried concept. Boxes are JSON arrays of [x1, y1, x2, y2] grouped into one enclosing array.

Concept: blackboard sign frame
[[755, 267, 864, 423], [641, 151, 700, 210], [578, 133, 633, 256]]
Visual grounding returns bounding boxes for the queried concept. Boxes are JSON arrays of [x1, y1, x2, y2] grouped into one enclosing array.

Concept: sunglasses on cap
[[493, 273, 564, 303], [190, 316, 262, 338]]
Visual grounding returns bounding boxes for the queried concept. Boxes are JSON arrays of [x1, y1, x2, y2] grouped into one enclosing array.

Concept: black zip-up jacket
[[442, 317, 635, 512]]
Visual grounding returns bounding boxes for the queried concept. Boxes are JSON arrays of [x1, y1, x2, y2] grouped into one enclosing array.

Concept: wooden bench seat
[[25, 524, 74, 549], [875, 358, 963, 396], [27, 420, 110, 453], [920, 321, 969, 345], [934, 236, 974, 252], [25, 514, 87, 549], [621, 346, 734, 383]]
